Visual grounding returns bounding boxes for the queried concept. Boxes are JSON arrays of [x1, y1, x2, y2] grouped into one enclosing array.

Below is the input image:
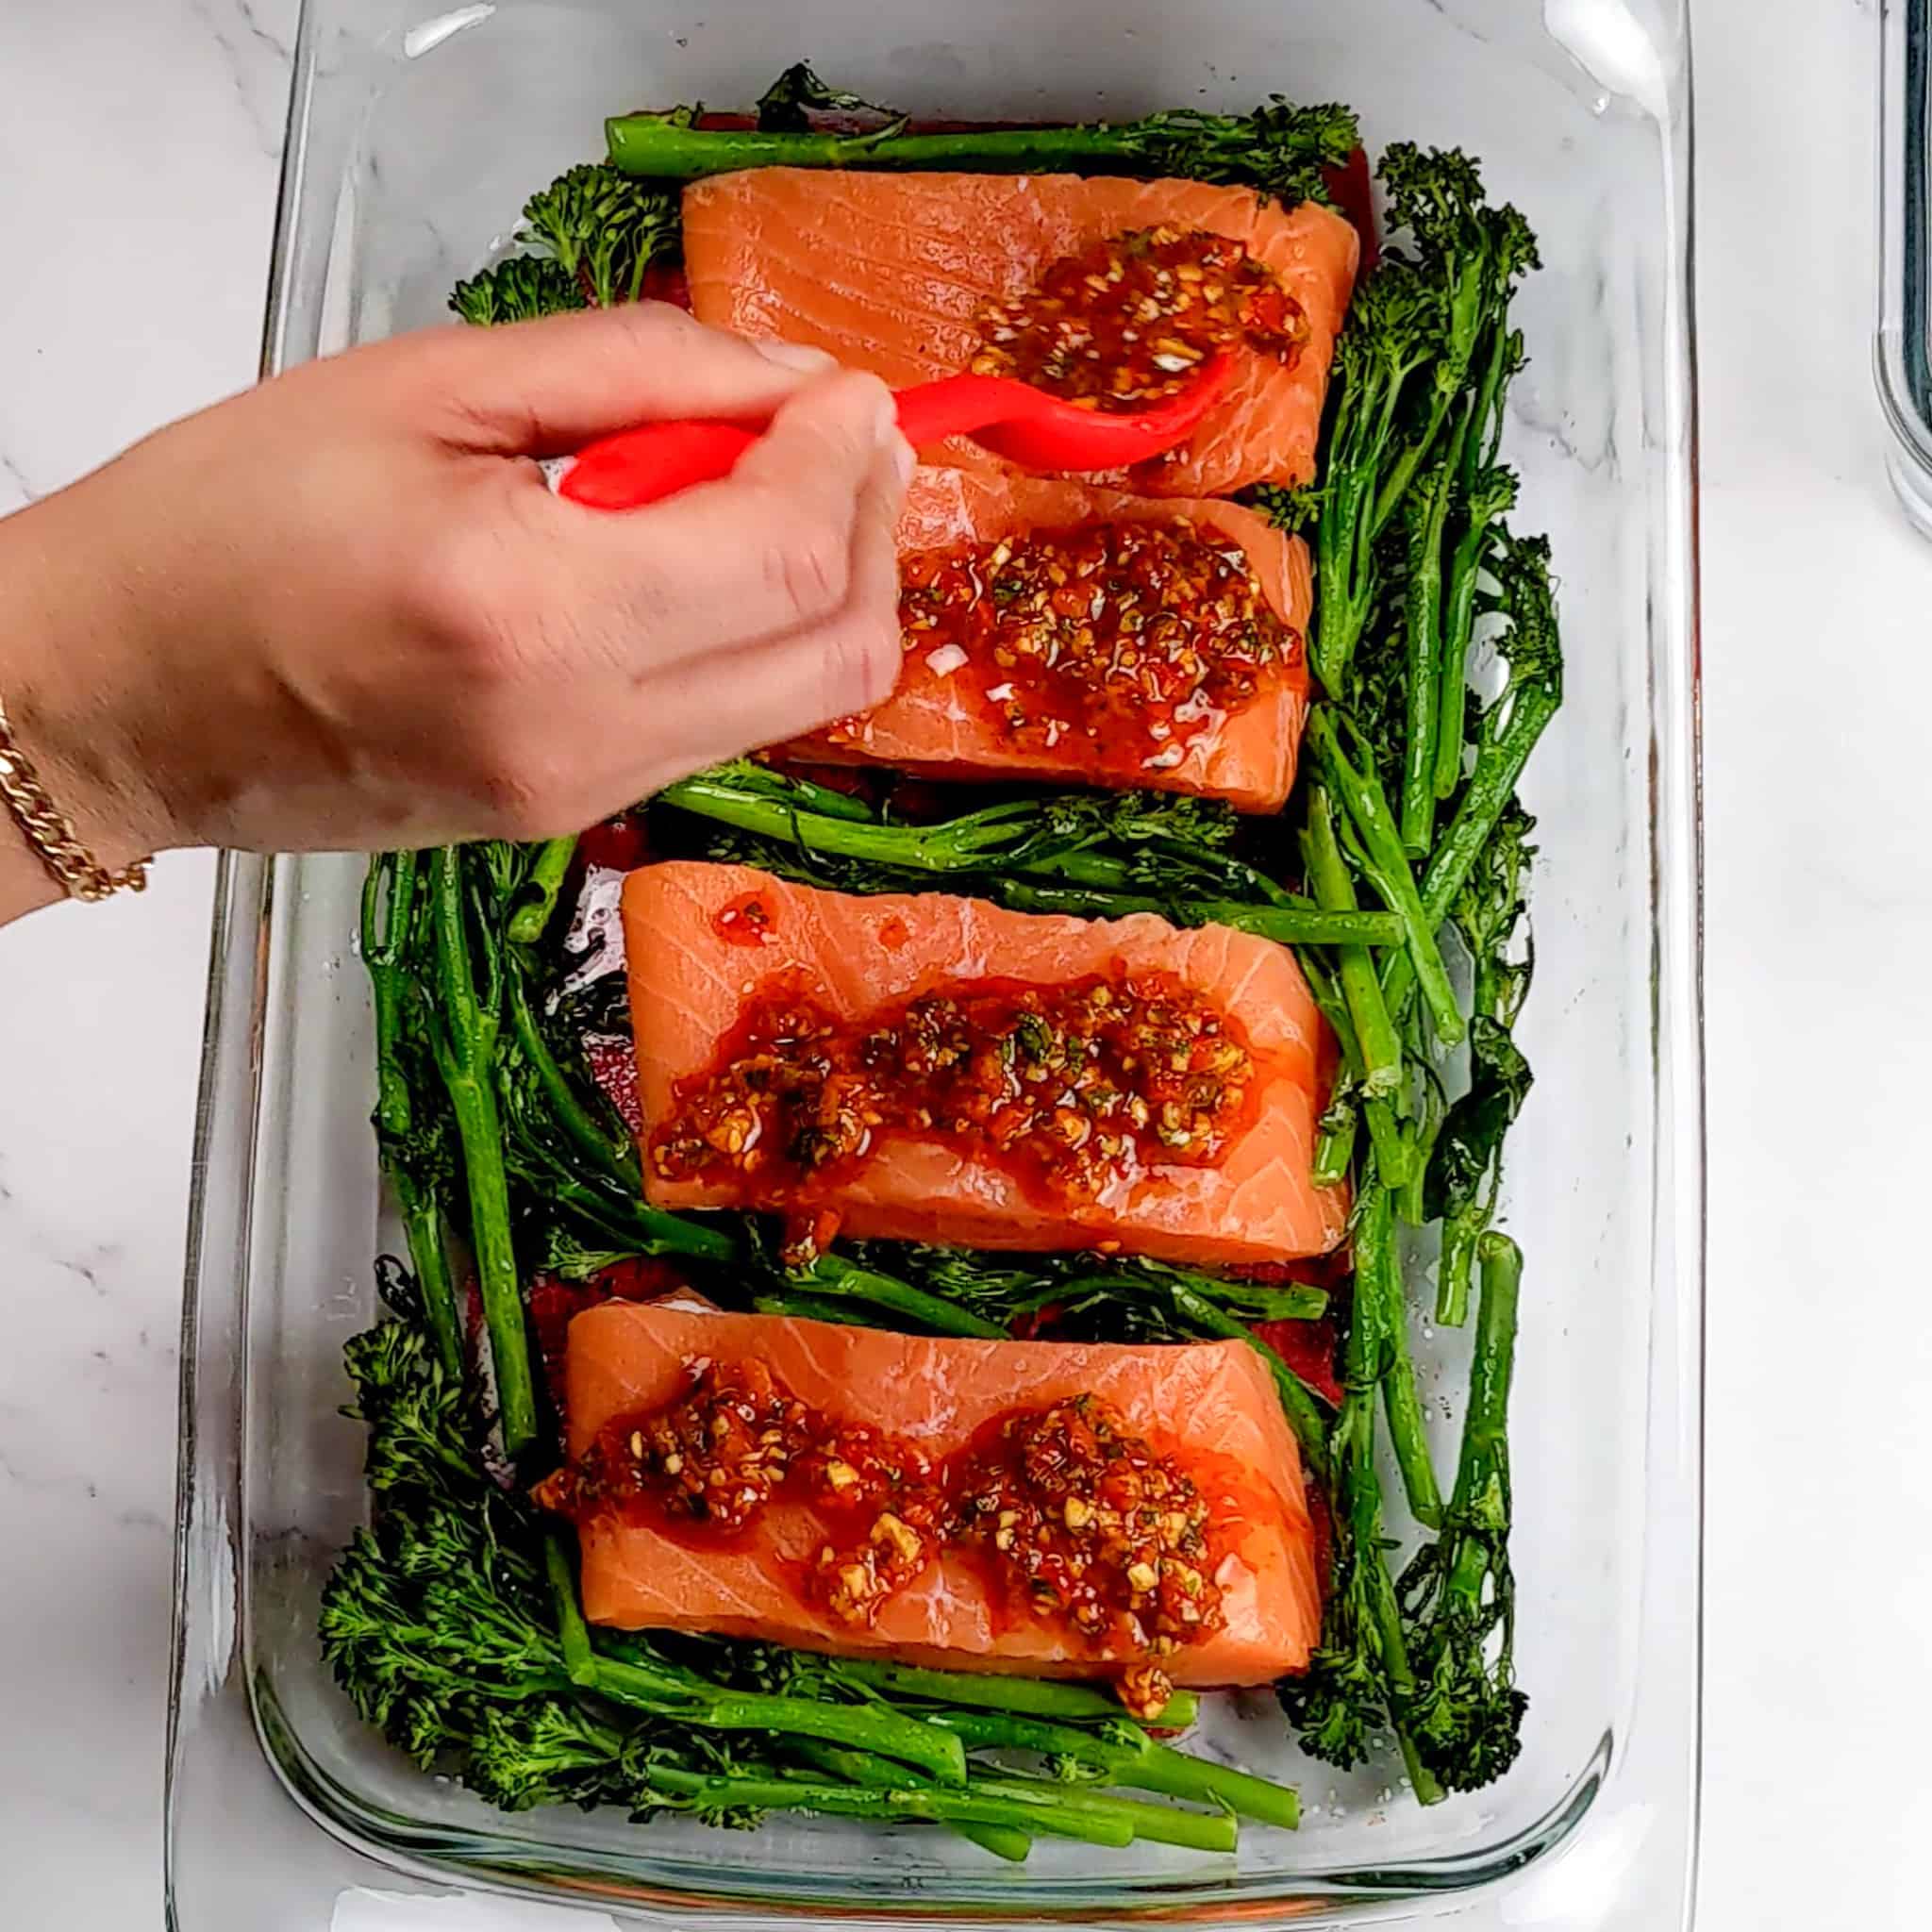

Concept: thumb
[[390, 302, 837, 457]]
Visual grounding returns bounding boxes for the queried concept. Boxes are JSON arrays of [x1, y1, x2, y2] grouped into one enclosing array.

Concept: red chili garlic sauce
[[893, 518, 1297, 776], [646, 967, 1259, 1210], [536, 1364, 1226, 1707], [711, 889, 780, 947], [971, 225, 1306, 411]]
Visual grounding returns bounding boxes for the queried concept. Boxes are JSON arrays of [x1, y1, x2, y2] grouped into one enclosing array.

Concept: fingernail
[[756, 339, 837, 373]]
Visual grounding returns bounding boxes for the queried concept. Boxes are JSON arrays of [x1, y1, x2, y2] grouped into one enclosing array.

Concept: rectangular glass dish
[[1880, 0, 1932, 535], [165, 2, 1705, 1925]]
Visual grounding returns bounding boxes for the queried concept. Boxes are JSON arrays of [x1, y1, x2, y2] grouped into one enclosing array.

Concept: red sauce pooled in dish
[[536, 1362, 1225, 1697], [646, 967, 1258, 1208], [894, 518, 1296, 777], [971, 225, 1306, 411]]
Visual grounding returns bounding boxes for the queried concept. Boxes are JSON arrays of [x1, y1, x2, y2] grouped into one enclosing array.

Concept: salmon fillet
[[624, 861, 1347, 1264], [562, 1299, 1321, 1680], [775, 468, 1312, 811], [682, 169, 1359, 496]]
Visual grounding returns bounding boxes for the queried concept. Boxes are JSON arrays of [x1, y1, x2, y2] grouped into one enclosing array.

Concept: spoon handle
[[554, 362, 1228, 510], [556, 375, 1021, 511]]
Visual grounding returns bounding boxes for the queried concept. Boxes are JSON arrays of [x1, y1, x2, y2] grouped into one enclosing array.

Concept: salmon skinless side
[[681, 168, 1359, 496], [773, 467, 1313, 811], [623, 861, 1348, 1266], [555, 1300, 1322, 1682]]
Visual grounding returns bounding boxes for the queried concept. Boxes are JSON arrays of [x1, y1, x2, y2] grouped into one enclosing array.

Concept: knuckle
[[821, 608, 904, 716], [467, 744, 577, 841], [396, 520, 490, 634], [402, 523, 536, 688], [755, 498, 852, 627]]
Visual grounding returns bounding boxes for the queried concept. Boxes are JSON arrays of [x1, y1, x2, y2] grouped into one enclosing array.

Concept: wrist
[[0, 489, 184, 882]]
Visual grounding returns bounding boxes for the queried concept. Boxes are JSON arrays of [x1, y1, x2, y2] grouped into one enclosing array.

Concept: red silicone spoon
[[557, 357, 1234, 510]]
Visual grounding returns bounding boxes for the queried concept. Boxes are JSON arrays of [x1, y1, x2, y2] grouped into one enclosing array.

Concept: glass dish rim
[[1877, 1, 1932, 508], [166, 3, 1709, 1923]]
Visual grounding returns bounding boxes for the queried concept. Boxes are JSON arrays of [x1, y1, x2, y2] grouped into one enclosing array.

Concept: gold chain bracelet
[[0, 694, 150, 901]]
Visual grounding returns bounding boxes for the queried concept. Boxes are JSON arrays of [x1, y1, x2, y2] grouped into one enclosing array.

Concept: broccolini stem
[[392, 1170, 463, 1379], [1103, 1276, 1325, 1324], [1433, 328, 1518, 803], [823, 1657, 1197, 1730], [544, 1533, 597, 1684], [1311, 336, 1418, 694], [1300, 952, 1407, 1187], [1435, 1209, 1484, 1327], [580, 1620, 971, 1781], [1302, 784, 1402, 1097], [928, 1710, 1299, 1829], [603, 1198, 741, 1263], [663, 776, 1404, 941], [606, 106, 1353, 199], [1001, 879, 1405, 945], [1365, 1104, 1415, 1193], [646, 1764, 1133, 1846], [1431, 517, 1489, 803], [597, 1658, 970, 1783], [1460, 319, 1516, 499], [1302, 955, 1360, 1185], [1333, 1389, 1443, 1807], [1311, 458, 1372, 695], [1422, 688, 1560, 933], [1065, 837, 1303, 911], [789, 1740, 1031, 1862], [1363, 1541, 1445, 1807], [751, 1291, 871, 1325], [1003, 847, 1137, 891], [1370, 246, 1491, 540], [363, 856, 467, 1372], [608, 121, 1117, 177], [1397, 1076, 1445, 1230], [658, 775, 1038, 872], [1169, 1285, 1330, 1482], [1125, 1741, 1300, 1830], [1458, 1234, 1521, 1509], [508, 836, 578, 944], [969, 1774, 1238, 1852], [425, 847, 538, 1458], [694, 759, 877, 822], [362, 852, 419, 1141], [797, 1252, 1007, 1339], [1312, 1106, 1357, 1189], [1010, 841, 1294, 908], [1354, 1183, 1441, 1529], [1377, 675, 1560, 1028], [923, 1709, 1127, 1759], [505, 968, 642, 1192], [1307, 712, 1464, 1046], [1398, 460, 1454, 856]]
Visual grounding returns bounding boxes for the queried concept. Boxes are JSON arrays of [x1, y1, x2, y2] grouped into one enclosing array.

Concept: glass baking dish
[[1880, 0, 1932, 535], [165, 2, 1705, 1925]]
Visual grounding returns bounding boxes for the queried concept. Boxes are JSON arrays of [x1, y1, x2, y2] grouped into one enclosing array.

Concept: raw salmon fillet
[[562, 1299, 1321, 1679], [776, 468, 1312, 811], [681, 169, 1359, 496], [623, 861, 1347, 1264]]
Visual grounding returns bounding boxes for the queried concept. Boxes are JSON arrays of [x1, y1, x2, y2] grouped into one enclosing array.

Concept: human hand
[[0, 303, 912, 883]]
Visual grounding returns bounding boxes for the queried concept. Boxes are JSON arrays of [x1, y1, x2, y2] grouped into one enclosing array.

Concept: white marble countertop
[[3, 0, 1929, 1925]]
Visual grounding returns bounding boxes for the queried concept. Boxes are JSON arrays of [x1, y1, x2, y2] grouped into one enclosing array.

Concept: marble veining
[[185, 0, 301, 154]]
